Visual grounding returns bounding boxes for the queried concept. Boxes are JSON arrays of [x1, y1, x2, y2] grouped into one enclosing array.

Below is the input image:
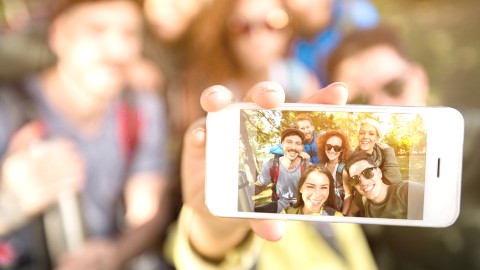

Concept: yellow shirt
[[165, 205, 377, 270]]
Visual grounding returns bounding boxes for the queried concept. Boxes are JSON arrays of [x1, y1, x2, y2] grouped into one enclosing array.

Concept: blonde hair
[[359, 119, 383, 138]]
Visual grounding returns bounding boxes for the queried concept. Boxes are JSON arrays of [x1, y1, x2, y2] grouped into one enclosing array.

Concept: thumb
[[7, 120, 45, 153]]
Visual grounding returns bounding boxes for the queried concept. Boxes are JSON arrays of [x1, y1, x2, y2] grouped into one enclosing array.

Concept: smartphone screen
[[206, 103, 463, 227], [238, 109, 425, 219]]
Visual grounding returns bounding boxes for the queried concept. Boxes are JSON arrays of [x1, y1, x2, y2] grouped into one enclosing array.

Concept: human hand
[[1, 122, 85, 218], [56, 239, 119, 270], [298, 152, 311, 162], [182, 81, 348, 259]]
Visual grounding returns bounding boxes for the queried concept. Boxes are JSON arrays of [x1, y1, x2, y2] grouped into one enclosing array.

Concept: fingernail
[[258, 82, 281, 94], [330, 82, 349, 91], [204, 85, 224, 98], [192, 127, 205, 137]]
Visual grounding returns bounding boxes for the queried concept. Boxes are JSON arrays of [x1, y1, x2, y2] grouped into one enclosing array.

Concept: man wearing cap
[[255, 128, 311, 213], [269, 113, 322, 164]]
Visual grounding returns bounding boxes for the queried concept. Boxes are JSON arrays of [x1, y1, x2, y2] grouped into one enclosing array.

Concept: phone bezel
[[205, 103, 463, 227]]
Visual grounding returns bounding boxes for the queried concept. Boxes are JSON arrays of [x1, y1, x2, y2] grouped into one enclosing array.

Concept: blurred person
[[317, 129, 352, 213], [165, 82, 377, 269], [269, 113, 321, 164], [327, 25, 429, 105], [344, 151, 424, 219], [0, 0, 172, 269], [281, 164, 342, 216], [141, 0, 210, 91], [175, 0, 319, 134], [284, 0, 379, 85], [254, 128, 308, 213], [143, 0, 207, 44]]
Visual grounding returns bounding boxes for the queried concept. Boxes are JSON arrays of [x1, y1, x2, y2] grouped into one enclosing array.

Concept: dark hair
[[344, 151, 376, 177], [327, 25, 408, 82], [49, 0, 143, 22], [281, 128, 305, 143], [293, 165, 338, 211], [317, 129, 352, 164]]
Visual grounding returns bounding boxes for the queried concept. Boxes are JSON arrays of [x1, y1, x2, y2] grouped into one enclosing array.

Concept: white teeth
[[364, 185, 373, 192]]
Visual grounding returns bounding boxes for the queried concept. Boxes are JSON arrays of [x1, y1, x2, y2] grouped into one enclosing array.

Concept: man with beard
[[345, 151, 424, 219], [270, 113, 321, 164], [255, 128, 310, 213]]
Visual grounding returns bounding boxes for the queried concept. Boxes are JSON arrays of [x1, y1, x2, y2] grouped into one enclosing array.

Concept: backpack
[[269, 154, 307, 201], [0, 79, 142, 269]]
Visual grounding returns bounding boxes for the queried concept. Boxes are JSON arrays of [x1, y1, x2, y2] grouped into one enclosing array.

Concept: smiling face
[[300, 171, 330, 214], [325, 136, 343, 162], [358, 123, 379, 153], [281, 134, 303, 161], [348, 160, 387, 204], [229, 0, 291, 73], [296, 120, 314, 143]]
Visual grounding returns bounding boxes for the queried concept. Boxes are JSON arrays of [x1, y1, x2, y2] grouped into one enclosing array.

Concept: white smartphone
[[205, 103, 464, 227]]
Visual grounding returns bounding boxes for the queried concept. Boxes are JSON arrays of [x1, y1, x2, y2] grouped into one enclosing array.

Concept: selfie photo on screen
[[238, 109, 425, 220]]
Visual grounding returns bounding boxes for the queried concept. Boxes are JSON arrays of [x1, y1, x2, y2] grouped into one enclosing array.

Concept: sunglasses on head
[[325, 144, 343, 152], [349, 167, 377, 186], [227, 8, 289, 36]]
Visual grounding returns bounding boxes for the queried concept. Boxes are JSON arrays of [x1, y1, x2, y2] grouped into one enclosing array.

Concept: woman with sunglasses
[[172, 0, 320, 132], [344, 151, 424, 219], [317, 130, 352, 214], [282, 165, 342, 216]]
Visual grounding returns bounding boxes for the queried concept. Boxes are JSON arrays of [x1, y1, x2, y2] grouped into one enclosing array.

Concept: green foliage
[[242, 109, 426, 157]]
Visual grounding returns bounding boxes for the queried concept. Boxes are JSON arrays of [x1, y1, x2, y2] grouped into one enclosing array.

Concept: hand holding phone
[[206, 102, 464, 227], [181, 82, 349, 259]]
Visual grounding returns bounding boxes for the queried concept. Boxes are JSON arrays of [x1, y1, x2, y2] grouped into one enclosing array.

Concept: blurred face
[[334, 45, 428, 106], [144, 0, 202, 42], [284, 0, 332, 38], [51, 0, 142, 101], [348, 160, 385, 204], [358, 123, 378, 153], [325, 136, 343, 162], [281, 134, 303, 161], [228, 0, 291, 73], [300, 171, 330, 214], [296, 120, 313, 142]]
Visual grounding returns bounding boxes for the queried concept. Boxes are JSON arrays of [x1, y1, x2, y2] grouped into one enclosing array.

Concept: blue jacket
[[269, 133, 320, 164]]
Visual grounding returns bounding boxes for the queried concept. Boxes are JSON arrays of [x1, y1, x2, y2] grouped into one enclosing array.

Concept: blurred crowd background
[[1, 0, 479, 107], [1, 0, 480, 269], [372, 0, 480, 108]]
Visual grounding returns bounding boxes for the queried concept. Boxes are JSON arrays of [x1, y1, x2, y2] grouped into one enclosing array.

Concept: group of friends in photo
[[253, 113, 425, 220]]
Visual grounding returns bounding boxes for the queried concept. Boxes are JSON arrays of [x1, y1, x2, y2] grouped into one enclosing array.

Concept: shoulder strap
[[117, 90, 142, 165], [323, 205, 336, 216], [269, 155, 281, 201]]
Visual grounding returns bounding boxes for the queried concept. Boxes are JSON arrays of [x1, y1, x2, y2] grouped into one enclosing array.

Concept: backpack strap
[[336, 163, 345, 185], [117, 89, 142, 165], [323, 205, 336, 216], [269, 155, 281, 201]]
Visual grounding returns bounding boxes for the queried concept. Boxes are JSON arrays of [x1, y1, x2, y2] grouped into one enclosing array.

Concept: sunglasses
[[349, 167, 377, 186], [227, 8, 289, 36], [325, 144, 343, 152]]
